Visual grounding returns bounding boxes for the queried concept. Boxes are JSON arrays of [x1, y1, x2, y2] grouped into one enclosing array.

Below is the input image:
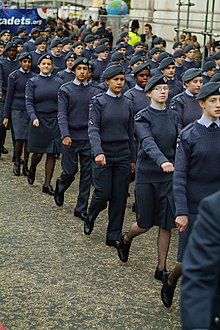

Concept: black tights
[[30, 153, 56, 187], [15, 139, 29, 168]]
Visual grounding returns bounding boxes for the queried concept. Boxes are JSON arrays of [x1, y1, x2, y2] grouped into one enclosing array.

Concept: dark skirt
[[177, 213, 197, 262], [28, 114, 61, 154], [11, 109, 29, 140], [135, 181, 176, 229]]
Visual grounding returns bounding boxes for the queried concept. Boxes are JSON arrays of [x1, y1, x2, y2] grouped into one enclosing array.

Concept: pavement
[[0, 139, 181, 330]]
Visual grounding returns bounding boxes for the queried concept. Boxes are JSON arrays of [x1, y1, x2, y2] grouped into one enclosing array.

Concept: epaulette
[[91, 92, 103, 100], [10, 70, 19, 79]]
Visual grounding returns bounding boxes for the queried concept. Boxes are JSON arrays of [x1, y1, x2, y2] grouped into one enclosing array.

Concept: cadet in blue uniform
[[54, 57, 99, 220], [83, 34, 95, 60], [30, 37, 48, 74], [169, 68, 203, 129], [173, 49, 187, 81], [56, 52, 77, 83], [183, 45, 200, 69], [161, 82, 220, 308], [49, 38, 66, 74], [3, 52, 35, 176], [26, 54, 63, 195], [117, 75, 178, 282], [181, 191, 220, 330], [84, 64, 136, 247], [91, 45, 110, 83], [202, 60, 216, 84]]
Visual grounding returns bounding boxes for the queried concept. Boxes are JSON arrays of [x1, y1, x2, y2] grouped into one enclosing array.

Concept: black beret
[[133, 41, 143, 47], [133, 49, 146, 57], [182, 68, 202, 82], [94, 34, 101, 40], [149, 47, 161, 56], [35, 36, 46, 46], [0, 39, 4, 46], [203, 60, 216, 71], [14, 38, 24, 45], [212, 52, 220, 60], [116, 43, 127, 50], [173, 49, 185, 58], [70, 33, 77, 40], [30, 27, 40, 35], [62, 37, 71, 45], [120, 31, 128, 38], [172, 41, 182, 49], [65, 51, 77, 61], [102, 64, 125, 79], [55, 25, 64, 32], [84, 34, 94, 43], [0, 29, 11, 36], [159, 57, 175, 70], [50, 38, 63, 48], [17, 26, 26, 33], [153, 37, 163, 45], [95, 45, 109, 53], [4, 42, 17, 52], [131, 62, 151, 75], [129, 54, 144, 66], [18, 52, 32, 61], [196, 82, 220, 100], [144, 74, 168, 92], [99, 38, 109, 45], [72, 57, 89, 70], [37, 53, 53, 65], [210, 73, 220, 82], [111, 52, 124, 62], [184, 45, 195, 53], [156, 51, 170, 63], [72, 41, 83, 48]]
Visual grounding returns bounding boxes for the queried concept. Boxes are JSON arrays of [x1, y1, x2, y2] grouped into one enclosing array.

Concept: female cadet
[[161, 82, 220, 308], [26, 54, 63, 195], [84, 64, 136, 247], [169, 68, 203, 129], [117, 75, 179, 282], [3, 52, 35, 176], [56, 52, 77, 83]]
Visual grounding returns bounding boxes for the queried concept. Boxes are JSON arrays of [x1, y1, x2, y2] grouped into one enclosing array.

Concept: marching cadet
[[56, 52, 77, 83], [30, 37, 48, 74], [49, 38, 66, 73]]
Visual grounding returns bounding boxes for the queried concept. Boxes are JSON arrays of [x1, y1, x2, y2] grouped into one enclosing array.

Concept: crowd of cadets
[[1, 19, 220, 317]]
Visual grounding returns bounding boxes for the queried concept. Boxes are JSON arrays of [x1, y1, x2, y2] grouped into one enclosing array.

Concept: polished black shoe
[[42, 185, 55, 196], [27, 166, 36, 185], [1, 146, 8, 154], [106, 240, 118, 247], [116, 232, 131, 263], [161, 272, 176, 308], [54, 180, 64, 207], [84, 218, 94, 235], [154, 267, 167, 281], [13, 162, 20, 176], [22, 166, 29, 177], [74, 210, 88, 221]]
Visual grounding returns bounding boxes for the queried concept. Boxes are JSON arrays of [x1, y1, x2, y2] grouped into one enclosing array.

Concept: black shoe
[[132, 202, 136, 213], [54, 180, 64, 207], [27, 166, 36, 185], [1, 146, 8, 154], [84, 218, 94, 235], [13, 162, 20, 176], [74, 210, 88, 221], [161, 272, 176, 308], [116, 232, 131, 263], [42, 185, 55, 196], [22, 166, 29, 177], [154, 267, 167, 281], [106, 240, 118, 247]]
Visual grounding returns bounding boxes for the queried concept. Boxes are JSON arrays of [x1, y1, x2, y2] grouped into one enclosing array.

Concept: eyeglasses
[[152, 86, 169, 92]]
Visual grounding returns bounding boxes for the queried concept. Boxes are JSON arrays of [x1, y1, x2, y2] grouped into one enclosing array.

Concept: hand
[[3, 118, 9, 128], [95, 154, 106, 166], [33, 118, 39, 127], [62, 136, 72, 148], [130, 162, 135, 173], [161, 162, 175, 172], [175, 215, 188, 232]]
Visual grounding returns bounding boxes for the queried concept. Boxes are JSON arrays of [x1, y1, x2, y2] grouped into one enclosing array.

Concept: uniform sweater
[[167, 78, 184, 105], [0, 58, 20, 92], [58, 82, 98, 140], [4, 69, 36, 117], [124, 85, 150, 116], [174, 122, 220, 215], [56, 69, 75, 83], [88, 93, 136, 162], [135, 106, 178, 183], [26, 75, 63, 121], [91, 59, 108, 83]]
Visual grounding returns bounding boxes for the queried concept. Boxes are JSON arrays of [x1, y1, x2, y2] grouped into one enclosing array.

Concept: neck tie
[[210, 122, 218, 128]]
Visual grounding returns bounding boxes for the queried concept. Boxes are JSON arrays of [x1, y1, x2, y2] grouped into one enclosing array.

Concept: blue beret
[[120, 31, 128, 38], [116, 38, 124, 45], [203, 60, 216, 71], [65, 51, 77, 61], [37, 53, 53, 65], [94, 34, 101, 40], [149, 47, 161, 56], [35, 36, 46, 46], [153, 37, 163, 45], [210, 73, 220, 82], [182, 68, 202, 82], [196, 82, 220, 100], [72, 41, 83, 48], [212, 52, 220, 60], [50, 38, 62, 48], [0, 29, 10, 36], [84, 34, 94, 43], [99, 38, 109, 45], [131, 62, 151, 75], [157, 52, 171, 63], [102, 64, 125, 79], [17, 26, 26, 33], [14, 38, 24, 45], [184, 45, 195, 53], [0, 39, 4, 46], [72, 57, 89, 70], [172, 41, 182, 49], [62, 37, 71, 45], [95, 45, 109, 53], [159, 57, 175, 70], [144, 74, 168, 92], [30, 27, 40, 35], [4, 42, 17, 52], [129, 54, 145, 66], [70, 33, 77, 40], [111, 52, 124, 61], [133, 49, 146, 57], [173, 49, 185, 58], [18, 52, 32, 61], [55, 25, 63, 32], [133, 41, 143, 47], [116, 43, 128, 50]]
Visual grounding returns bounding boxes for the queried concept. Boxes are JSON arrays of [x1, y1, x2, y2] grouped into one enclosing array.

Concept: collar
[[65, 68, 72, 73], [35, 49, 45, 54], [150, 101, 166, 110], [39, 72, 52, 77], [106, 89, 122, 98], [197, 114, 220, 128], [73, 78, 88, 86], [185, 89, 195, 97], [7, 57, 17, 62], [134, 84, 144, 91], [19, 68, 30, 74], [50, 50, 62, 58], [175, 63, 183, 67], [185, 58, 193, 62]]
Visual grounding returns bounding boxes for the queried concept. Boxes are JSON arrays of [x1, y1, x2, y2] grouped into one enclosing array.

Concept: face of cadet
[[135, 69, 151, 88], [52, 44, 63, 56], [162, 64, 176, 79], [199, 95, 220, 121], [20, 58, 32, 72], [74, 64, 89, 82], [185, 76, 203, 95], [147, 84, 169, 105], [106, 74, 125, 95], [38, 59, 53, 75]]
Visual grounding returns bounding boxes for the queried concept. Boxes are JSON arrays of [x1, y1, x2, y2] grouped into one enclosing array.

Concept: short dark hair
[[144, 23, 152, 31]]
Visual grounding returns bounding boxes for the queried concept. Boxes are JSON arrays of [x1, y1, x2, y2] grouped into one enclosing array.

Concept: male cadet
[[23, 27, 40, 52], [54, 57, 99, 220], [49, 38, 66, 73], [183, 45, 200, 69]]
